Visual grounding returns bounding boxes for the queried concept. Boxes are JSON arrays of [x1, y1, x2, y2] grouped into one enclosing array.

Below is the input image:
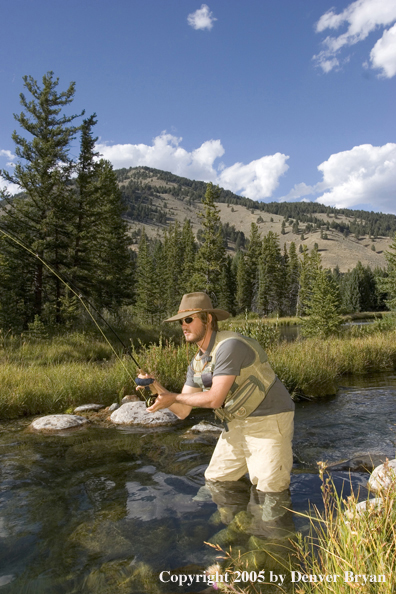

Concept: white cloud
[[0, 150, 19, 194], [283, 143, 396, 213], [97, 132, 289, 200], [370, 22, 396, 77], [217, 154, 289, 201], [187, 4, 217, 31], [314, 0, 396, 77]]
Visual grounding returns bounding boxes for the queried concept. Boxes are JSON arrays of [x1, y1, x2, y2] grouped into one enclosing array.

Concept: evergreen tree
[[297, 246, 321, 316], [287, 242, 299, 316], [235, 252, 250, 313], [257, 231, 284, 315], [180, 219, 197, 294], [191, 183, 225, 299], [90, 160, 133, 309], [134, 228, 157, 323], [300, 269, 342, 338], [245, 222, 262, 311], [341, 262, 377, 313], [218, 255, 236, 314], [0, 72, 83, 327], [378, 234, 396, 311]]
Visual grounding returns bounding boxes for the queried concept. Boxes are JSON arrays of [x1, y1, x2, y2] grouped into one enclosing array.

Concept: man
[[145, 292, 294, 493]]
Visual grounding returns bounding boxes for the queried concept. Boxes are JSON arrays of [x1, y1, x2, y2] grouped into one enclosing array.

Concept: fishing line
[[0, 227, 151, 398]]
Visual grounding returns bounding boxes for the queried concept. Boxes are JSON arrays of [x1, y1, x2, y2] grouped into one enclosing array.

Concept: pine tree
[[235, 252, 250, 313], [245, 222, 262, 311], [135, 228, 157, 323], [191, 183, 225, 299], [377, 235, 396, 311], [287, 242, 299, 316], [341, 262, 377, 313], [300, 269, 342, 338], [90, 160, 133, 309], [180, 219, 197, 294], [257, 231, 284, 316], [0, 72, 83, 327], [297, 246, 322, 316]]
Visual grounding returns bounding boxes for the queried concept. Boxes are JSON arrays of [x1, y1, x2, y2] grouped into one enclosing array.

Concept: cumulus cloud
[[282, 143, 396, 213], [370, 23, 396, 77], [313, 0, 396, 77], [96, 132, 289, 200], [187, 4, 217, 31]]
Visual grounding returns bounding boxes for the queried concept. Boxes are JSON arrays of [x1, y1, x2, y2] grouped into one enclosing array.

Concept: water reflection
[[0, 376, 396, 592], [204, 480, 295, 540]]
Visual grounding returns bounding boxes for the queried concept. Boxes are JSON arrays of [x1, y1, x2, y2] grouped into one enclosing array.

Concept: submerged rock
[[326, 453, 389, 473], [74, 404, 105, 413], [30, 414, 89, 431], [368, 459, 396, 492], [110, 402, 179, 426], [188, 422, 223, 433]]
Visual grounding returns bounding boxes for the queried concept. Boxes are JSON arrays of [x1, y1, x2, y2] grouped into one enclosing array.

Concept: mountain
[[116, 166, 395, 272]]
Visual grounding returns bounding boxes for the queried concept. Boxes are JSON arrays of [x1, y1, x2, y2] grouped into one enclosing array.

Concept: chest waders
[[192, 331, 276, 431]]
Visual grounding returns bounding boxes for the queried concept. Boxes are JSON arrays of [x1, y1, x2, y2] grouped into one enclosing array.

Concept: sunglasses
[[179, 316, 196, 325]]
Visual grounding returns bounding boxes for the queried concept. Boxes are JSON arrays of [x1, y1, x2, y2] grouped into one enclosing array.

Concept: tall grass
[[269, 329, 396, 397], [291, 466, 396, 593], [0, 359, 136, 419], [2, 323, 396, 419]]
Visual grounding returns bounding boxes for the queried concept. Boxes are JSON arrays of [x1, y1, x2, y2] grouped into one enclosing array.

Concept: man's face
[[180, 315, 208, 344]]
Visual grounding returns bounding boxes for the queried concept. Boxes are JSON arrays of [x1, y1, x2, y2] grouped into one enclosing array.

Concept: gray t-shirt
[[185, 332, 294, 417]]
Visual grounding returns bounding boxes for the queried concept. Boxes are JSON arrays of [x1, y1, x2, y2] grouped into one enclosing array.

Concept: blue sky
[[1, 0, 395, 213]]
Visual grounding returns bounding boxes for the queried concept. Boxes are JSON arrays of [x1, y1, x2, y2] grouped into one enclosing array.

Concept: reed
[[290, 466, 396, 593], [0, 359, 135, 419]]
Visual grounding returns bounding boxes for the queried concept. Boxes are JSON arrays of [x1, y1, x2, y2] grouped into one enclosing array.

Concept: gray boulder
[[110, 402, 179, 426], [368, 459, 396, 492], [345, 498, 383, 520], [74, 404, 105, 413], [31, 414, 89, 431], [107, 403, 119, 412]]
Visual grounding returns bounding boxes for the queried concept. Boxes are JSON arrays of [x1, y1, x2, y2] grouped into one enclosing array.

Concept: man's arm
[[147, 374, 236, 419]]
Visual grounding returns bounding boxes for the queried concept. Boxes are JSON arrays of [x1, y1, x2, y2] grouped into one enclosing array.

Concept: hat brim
[[163, 308, 230, 323]]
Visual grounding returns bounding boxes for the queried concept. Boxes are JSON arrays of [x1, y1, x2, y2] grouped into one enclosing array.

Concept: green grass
[[268, 329, 396, 397], [2, 320, 396, 419], [290, 466, 396, 594]]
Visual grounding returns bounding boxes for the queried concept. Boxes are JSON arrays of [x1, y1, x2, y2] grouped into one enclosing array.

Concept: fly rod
[[0, 227, 158, 405]]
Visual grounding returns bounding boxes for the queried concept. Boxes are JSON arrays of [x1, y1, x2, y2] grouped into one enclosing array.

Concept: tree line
[[116, 166, 396, 239], [133, 183, 396, 327]]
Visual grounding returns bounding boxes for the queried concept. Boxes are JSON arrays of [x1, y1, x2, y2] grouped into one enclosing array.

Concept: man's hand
[[136, 371, 168, 397], [147, 393, 177, 413]]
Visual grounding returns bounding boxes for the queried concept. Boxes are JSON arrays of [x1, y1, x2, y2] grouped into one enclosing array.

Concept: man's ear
[[207, 313, 212, 326]]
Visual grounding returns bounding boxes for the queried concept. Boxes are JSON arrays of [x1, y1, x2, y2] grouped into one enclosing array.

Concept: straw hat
[[163, 292, 230, 322]]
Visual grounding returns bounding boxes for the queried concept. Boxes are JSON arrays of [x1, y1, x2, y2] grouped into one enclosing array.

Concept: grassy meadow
[[1, 315, 396, 419]]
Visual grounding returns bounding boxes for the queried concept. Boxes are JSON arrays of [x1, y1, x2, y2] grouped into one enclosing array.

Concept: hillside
[[116, 166, 395, 273]]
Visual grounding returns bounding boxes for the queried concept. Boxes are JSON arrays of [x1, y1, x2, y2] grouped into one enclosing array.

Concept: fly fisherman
[[142, 292, 294, 493]]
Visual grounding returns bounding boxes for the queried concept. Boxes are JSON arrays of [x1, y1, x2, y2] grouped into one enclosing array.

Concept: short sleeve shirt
[[185, 332, 294, 417]]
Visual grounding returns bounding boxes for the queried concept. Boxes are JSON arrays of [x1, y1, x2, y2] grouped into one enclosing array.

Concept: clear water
[[1, 377, 396, 593]]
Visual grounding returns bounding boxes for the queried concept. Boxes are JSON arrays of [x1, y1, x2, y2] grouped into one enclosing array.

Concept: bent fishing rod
[[0, 227, 158, 405]]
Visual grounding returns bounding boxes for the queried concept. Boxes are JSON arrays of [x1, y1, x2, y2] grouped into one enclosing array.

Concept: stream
[[1, 373, 396, 593]]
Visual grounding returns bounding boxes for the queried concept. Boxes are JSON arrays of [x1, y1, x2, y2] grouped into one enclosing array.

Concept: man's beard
[[184, 324, 207, 345]]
